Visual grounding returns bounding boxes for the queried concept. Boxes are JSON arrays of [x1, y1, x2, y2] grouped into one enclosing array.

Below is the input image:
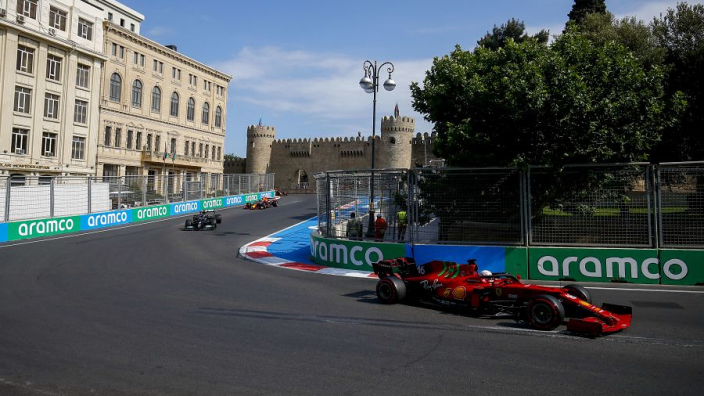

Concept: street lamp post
[[359, 60, 396, 238]]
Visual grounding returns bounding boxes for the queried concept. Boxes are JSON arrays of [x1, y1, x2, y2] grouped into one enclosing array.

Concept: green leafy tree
[[477, 18, 549, 50], [652, 2, 704, 161], [410, 30, 681, 229], [577, 12, 666, 70], [568, 0, 607, 25], [411, 32, 672, 169]]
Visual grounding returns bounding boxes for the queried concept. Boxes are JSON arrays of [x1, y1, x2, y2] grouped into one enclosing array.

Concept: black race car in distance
[[184, 210, 222, 231]]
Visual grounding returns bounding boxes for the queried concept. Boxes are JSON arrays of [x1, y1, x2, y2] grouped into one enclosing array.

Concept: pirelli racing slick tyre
[[215, 214, 222, 224], [563, 284, 591, 303], [527, 294, 565, 331], [185, 219, 192, 229], [376, 276, 406, 304]]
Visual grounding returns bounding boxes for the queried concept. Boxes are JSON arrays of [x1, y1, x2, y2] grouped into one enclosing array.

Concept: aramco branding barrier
[[0, 191, 274, 242], [309, 232, 704, 286]]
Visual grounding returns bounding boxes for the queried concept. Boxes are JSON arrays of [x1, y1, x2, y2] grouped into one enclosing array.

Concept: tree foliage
[[577, 12, 666, 70], [477, 18, 549, 50], [411, 31, 675, 169], [652, 2, 704, 161], [568, 0, 607, 25]]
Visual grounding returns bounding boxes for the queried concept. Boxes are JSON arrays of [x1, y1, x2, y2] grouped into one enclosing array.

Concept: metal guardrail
[[314, 163, 704, 249], [0, 173, 274, 223]]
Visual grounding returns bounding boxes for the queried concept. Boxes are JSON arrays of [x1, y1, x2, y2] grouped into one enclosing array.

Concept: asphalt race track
[[1, 195, 703, 395]]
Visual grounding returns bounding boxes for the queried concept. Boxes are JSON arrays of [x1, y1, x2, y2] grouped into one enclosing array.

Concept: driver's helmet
[[479, 270, 493, 276]]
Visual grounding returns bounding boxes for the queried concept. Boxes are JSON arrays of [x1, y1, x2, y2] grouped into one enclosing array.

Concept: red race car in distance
[[372, 258, 632, 336]]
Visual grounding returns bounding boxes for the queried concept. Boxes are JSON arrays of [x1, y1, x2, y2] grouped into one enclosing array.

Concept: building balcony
[[141, 150, 214, 167]]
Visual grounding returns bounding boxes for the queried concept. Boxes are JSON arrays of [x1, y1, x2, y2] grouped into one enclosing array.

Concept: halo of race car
[[372, 257, 632, 336]]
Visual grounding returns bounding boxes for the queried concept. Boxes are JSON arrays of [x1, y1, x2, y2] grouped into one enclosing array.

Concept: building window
[[212, 146, 216, 160], [199, 143, 203, 157], [136, 131, 142, 150], [217, 147, 221, 161], [115, 128, 122, 148], [127, 130, 133, 149], [104, 126, 112, 146], [215, 106, 222, 127], [108, 12, 113, 21], [151, 86, 161, 113], [202, 102, 210, 125], [42, 133, 57, 157], [140, 54, 145, 66], [189, 74, 197, 87], [170, 138, 177, 155], [109, 73, 122, 101], [131, 80, 142, 107], [170, 92, 180, 117], [12, 128, 29, 155], [155, 135, 161, 153], [133, 53, 145, 67], [120, 19, 125, 27], [205, 144, 209, 159], [72, 136, 86, 160], [187, 98, 195, 121], [184, 140, 189, 156], [191, 142, 195, 156], [16, 45, 35, 74], [46, 55, 62, 81], [78, 19, 93, 41], [17, 0, 38, 19], [14, 86, 32, 114], [111, 43, 124, 59], [44, 93, 60, 119], [153, 60, 163, 74], [146, 134, 152, 151], [130, 23, 135, 32], [74, 99, 88, 124], [49, 7, 67, 31], [76, 64, 90, 88]]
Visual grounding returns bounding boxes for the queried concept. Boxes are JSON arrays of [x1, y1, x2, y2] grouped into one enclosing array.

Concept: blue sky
[[118, 0, 699, 157]]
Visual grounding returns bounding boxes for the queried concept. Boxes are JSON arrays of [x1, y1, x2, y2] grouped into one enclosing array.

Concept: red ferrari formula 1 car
[[372, 258, 632, 336]]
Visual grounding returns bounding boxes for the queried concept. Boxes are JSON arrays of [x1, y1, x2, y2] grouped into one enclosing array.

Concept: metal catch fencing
[[315, 163, 704, 249], [0, 173, 274, 223]]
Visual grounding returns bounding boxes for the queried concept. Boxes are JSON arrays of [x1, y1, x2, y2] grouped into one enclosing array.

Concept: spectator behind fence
[[397, 209, 407, 241], [346, 212, 363, 240], [374, 213, 387, 241]]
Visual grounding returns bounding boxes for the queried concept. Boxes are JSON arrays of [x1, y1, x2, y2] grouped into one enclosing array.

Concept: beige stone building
[[97, 22, 231, 193], [0, 0, 115, 182]]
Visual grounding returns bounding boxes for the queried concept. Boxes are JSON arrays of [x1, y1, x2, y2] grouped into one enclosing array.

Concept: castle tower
[[379, 115, 415, 169], [246, 124, 276, 174]]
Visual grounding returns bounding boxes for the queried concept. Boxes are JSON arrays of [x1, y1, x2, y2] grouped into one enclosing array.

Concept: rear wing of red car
[[372, 257, 418, 278]]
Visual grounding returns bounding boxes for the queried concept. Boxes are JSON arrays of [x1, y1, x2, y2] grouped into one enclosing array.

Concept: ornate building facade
[[245, 114, 439, 190], [0, 0, 123, 181], [97, 22, 231, 191]]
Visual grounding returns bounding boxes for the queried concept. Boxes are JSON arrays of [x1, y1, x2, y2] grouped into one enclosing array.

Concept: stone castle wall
[[244, 116, 438, 190]]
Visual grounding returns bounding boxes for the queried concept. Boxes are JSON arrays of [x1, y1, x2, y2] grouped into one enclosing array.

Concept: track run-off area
[[1, 195, 703, 396]]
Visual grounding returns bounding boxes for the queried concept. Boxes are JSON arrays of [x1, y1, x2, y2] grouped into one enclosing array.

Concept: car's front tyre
[[526, 294, 565, 331]]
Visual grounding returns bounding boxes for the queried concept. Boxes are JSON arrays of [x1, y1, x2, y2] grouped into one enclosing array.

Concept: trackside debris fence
[[0, 173, 274, 223], [314, 162, 704, 249]]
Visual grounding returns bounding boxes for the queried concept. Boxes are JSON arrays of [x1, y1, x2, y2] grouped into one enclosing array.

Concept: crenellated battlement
[[247, 125, 276, 139], [381, 115, 415, 133]]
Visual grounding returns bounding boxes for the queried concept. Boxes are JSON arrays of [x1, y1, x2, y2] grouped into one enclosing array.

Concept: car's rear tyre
[[563, 284, 591, 303], [527, 294, 565, 331], [376, 276, 406, 304], [215, 214, 222, 224]]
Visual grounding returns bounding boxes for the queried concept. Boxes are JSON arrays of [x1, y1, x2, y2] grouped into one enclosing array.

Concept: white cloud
[[145, 26, 172, 37], [214, 47, 435, 138]]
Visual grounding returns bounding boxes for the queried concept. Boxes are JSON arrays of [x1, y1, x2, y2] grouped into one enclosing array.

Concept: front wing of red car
[[566, 303, 632, 335]]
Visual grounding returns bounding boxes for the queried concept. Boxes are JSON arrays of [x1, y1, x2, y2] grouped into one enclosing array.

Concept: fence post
[[142, 176, 147, 207], [87, 176, 92, 214], [200, 176, 204, 199], [524, 169, 533, 246], [325, 172, 331, 237], [5, 177, 11, 222], [117, 176, 122, 209], [652, 165, 661, 249], [50, 177, 55, 218], [407, 169, 415, 247]]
